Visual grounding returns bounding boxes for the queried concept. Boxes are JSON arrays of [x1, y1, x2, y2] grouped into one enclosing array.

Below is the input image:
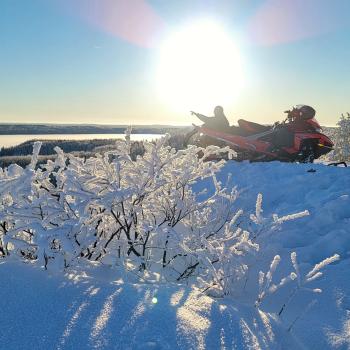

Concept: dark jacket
[[195, 111, 230, 131]]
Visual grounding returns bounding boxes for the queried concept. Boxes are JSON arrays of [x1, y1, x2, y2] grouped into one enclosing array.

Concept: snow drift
[[0, 136, 349, 349]]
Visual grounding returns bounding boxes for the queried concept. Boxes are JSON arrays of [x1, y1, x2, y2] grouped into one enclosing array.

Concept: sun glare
[[156, 20, 245, 114]]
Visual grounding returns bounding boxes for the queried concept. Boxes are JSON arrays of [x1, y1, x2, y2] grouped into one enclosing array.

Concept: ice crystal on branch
[[272, 210, 309, 225], [277, 252, 340, 317], [250, 193, 263, 224], [255, 255, 295, 308], [306, 254, 340, 280]]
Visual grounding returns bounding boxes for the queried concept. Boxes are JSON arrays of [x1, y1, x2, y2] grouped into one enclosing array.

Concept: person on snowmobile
[[286, 105, 316, 129], [191, 106, 230, 131], [269, 105, 316, 150]]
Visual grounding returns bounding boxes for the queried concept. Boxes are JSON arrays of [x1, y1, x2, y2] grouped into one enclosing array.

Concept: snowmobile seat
[[229, 125, 250, 136], [237, 119, 271, 134]]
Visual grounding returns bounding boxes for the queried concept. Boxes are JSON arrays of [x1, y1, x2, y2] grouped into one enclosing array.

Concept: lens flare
[[57, 0, 165, 48], [248, 0, 347, 46]]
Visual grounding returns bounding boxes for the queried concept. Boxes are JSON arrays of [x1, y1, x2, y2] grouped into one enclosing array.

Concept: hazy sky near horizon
[[1, 0, 350, 126]]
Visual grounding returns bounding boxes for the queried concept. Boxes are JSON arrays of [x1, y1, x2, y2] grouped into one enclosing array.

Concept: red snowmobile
[[186, 105, 333, 163]]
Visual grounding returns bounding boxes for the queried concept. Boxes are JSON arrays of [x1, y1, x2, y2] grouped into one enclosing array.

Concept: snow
[[1, 160, 350, 349], [215, 161, 350, 265], [0, 260, 300, 350]]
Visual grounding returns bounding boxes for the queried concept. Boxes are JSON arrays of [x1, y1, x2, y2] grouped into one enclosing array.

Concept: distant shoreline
[[0, 124, 187, 135]]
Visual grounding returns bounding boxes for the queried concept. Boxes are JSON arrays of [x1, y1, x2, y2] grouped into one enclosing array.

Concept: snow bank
[[216, 161, 350, 349], [0, 260, 300, 350], [1, 160, 349, 349]]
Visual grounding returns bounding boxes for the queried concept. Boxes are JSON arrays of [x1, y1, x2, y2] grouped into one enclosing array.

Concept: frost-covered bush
[[331, 113, 350, 161], [250, 251, 340, 332], [0, 133, 338, 305], [0, 134, 240, 279], [276, 252, 340, 319]]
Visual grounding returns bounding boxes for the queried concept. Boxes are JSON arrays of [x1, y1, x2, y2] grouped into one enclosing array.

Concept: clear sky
[[1, 0, 349, 126]]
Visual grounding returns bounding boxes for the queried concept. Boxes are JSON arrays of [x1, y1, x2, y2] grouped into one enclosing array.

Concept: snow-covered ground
[[1, 160, 349, 349]]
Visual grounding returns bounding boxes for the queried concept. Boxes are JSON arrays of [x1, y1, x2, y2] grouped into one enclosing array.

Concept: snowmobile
[[186, 105, 334, 163]]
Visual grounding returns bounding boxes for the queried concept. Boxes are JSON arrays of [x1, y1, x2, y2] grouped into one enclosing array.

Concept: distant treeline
[[0, 124, 185, 135], [0, 139, 119, 157], [0, 133, 188, 168], [0, 140, 145, 168]]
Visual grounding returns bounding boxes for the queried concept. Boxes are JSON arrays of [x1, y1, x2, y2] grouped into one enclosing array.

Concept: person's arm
[[191, 111, 211, 123]]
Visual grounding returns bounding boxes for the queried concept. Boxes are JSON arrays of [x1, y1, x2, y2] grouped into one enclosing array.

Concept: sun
[[156, 20, 245, 114]]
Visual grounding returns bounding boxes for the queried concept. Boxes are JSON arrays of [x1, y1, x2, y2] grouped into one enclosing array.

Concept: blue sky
[[0, 0, 349, 125]]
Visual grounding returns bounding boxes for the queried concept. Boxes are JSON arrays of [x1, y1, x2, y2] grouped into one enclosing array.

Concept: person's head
[[214, 105, 224, 116], [298, 105, 316, 119], [291, 105, 316, 120], [289, 105, 316, 120]]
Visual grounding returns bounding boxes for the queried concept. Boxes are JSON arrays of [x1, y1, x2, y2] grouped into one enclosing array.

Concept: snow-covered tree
[[331, 112, 350, 161]]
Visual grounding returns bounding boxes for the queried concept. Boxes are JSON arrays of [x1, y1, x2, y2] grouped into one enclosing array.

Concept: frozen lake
[[0, 134, 164, 148]]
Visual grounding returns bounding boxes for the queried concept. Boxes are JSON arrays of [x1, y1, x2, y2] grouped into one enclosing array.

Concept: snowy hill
[[216, 161, 350, 349], [1, 160, 349, 349]]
